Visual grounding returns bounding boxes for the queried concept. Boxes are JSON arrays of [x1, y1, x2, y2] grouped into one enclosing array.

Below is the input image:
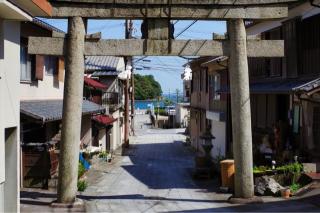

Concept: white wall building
[[175, 103, 190, 128], [181, 66, 192, 103], [0, 1, 52, 211]]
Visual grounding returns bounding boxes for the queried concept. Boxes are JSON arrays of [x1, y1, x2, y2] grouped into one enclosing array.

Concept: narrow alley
[[83, 114, 231, 212]]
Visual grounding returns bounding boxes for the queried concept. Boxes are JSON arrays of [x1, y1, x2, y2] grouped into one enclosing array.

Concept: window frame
[[45, 56, 58, 76], [20, 45, 34, 83]]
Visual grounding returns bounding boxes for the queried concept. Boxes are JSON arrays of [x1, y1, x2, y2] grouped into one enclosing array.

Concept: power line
[[175, 20, 198, 39]]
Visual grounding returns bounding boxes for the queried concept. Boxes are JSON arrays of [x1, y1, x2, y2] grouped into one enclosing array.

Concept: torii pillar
[[57, 16, 85, 204], [228, 19, 255, 200]]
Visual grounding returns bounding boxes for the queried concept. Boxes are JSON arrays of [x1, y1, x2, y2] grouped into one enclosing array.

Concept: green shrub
[[77, 180, 88, 192], [253, 166, 270, 174], [276, 162, 303, 174], [98, 151, 109, 159], [290, 183, 301, 193], [276, 163, 303, 184], [78, 162, 86, 179]]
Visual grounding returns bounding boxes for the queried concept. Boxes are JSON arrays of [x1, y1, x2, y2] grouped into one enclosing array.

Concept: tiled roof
[[85, 56, 121, 72], [33, 18, 65, 34], [21, 100, 105, 123], [219, 78, 320, 94], [294, 78, 320, 93]]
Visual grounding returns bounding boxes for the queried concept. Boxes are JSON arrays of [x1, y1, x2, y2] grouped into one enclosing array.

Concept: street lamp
[[200, 126, 215, 167]]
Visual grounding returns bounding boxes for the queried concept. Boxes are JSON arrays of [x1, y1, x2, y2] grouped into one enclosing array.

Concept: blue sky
[[42, 19, 226, 94]]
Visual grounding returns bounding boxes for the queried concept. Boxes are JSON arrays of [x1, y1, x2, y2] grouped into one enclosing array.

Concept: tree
[[134, 74, 162, 100]]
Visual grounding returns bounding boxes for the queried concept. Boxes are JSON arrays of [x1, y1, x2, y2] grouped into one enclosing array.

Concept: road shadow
[[120, 141, 219, 191]]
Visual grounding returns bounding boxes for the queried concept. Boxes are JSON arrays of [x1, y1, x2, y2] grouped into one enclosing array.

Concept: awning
[[84, 76, 108, 90], [218, 78, 320, 94], [21, 100, 105, 123], [93, 115, 117, 126]]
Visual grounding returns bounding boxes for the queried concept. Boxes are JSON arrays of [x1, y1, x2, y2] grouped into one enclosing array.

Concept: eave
[[0, 0, 32, 20], [10, 0, 52, 16]]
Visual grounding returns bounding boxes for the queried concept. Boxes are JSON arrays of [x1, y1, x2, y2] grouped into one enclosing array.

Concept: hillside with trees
[[134, 74, 162, 100]]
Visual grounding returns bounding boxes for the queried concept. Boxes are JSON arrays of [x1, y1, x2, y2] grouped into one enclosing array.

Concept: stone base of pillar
[[51, 198, 85, 211], [228, 196, 263, 204]]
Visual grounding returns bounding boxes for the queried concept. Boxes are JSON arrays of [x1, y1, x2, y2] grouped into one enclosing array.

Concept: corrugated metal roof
[[85, 56, 121, 72], [21, 100, 105, 123], [93, 115, 117, 126], [294, 78, 320, 93], [84, 76, 108, 90]]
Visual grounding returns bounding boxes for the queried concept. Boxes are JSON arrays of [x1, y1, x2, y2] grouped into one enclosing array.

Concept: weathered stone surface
[[28, 37, 284, 57], [228, 19, 254, 199], [50, 4, 289, 19], [51, 0, 297, 5], [255, 176, 284, 196], [57, 16, 85, 204]]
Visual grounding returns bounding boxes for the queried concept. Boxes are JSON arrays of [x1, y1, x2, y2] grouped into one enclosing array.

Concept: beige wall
[[0, 19, 20, 212], [209, 119, 226, 158], [20, 68, 64, 100], [110, 110, 123, 151], [98, 128, 107, 151], [175, 104, 189, 128]]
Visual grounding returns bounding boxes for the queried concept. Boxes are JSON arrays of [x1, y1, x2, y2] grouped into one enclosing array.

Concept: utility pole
[[176, 89, 179, 104], [123, 20, 131, 148], [128, 20, 135, 136], [124, 74, 130, 148]]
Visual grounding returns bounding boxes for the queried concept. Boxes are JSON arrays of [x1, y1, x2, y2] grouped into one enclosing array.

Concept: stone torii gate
[[29, 0, 296, 205]]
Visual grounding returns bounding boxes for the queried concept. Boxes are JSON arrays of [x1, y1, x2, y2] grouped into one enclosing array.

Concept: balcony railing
[[102, 92, 120, 110]]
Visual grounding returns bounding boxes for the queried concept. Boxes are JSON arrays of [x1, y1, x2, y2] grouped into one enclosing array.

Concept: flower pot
[[281, 188, 291, 199]]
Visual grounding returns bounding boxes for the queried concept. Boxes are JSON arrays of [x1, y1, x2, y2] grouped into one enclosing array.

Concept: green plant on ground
[[78, 162, 86, 179], [98, 151, 109, 159], [276, 162, 303, 184], [290, 183, 301, 193], [77, 180, 88, 192], [253, 166, 270, 174]]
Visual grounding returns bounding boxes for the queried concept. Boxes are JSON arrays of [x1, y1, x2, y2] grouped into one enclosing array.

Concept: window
[[209, 74, 221, 100], [214, 75, 221, 100], [45, 56, 57, 76], [20, 46, 33, 82]]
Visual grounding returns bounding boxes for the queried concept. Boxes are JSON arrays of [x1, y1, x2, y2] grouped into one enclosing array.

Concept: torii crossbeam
[[30, 0, 297, 205]]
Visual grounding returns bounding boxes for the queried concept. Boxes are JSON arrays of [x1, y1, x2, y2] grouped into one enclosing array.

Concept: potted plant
[[98, 151, 109, 161], [281, 188, 291, 199]]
